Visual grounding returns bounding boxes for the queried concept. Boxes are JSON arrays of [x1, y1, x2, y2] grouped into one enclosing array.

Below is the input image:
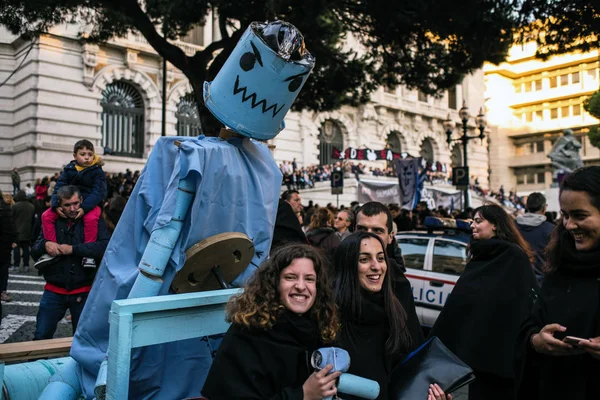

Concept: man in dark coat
[[0, 190, 16, 305], [271, 199, 307, 252], [11, 168, 20, 196], [516, 192, 554, 284], [11, 190, 35, 273], [31, 185, 109, 339], [355, 201, 425, 348]]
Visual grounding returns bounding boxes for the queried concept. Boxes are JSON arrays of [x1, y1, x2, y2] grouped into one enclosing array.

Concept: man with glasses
[[334, 210, 353, 241]]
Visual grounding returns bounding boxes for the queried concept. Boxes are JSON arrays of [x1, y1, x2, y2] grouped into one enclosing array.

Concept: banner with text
[[357, 180, 401, 205], [333, 147, 402, 161], [420, 187, 463, 211]]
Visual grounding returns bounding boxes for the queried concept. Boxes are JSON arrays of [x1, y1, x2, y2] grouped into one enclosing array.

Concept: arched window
[[318, 119, 343, 166], [101, 81, 145, 158], [451, 145, 463, 168], [420, 138, 435, 164], [176, 93, 202, 136], [386, 131, 402, 169]]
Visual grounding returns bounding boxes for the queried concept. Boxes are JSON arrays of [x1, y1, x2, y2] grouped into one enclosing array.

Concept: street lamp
[[443, 100, 487, 208]]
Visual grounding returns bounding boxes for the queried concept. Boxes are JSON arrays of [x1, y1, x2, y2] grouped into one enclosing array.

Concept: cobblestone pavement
[[1, 263, 73, 343], [1, 263, 470, 398]]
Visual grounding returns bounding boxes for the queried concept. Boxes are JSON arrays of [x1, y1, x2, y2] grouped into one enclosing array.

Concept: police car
[[395, 217, 472, 329]]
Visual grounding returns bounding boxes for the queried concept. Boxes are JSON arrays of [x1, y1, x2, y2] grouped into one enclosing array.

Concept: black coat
[[271, 199, 307, 252], [51, 160, 107, 212], [202, 311, 321, 400], [517, 234, 600, 400], [430, 239, 538, 380], [389, 257, 425, 349], [31, 216, 109, 290], [0, 204, 15, 256], [306, 227, 340, 260]]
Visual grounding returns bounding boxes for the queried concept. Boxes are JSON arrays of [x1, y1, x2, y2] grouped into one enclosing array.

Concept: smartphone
[[562, 336, 590, 346]]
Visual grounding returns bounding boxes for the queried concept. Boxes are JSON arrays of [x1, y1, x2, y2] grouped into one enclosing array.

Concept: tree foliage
[[517, 0, 599, 59], [0, 0, 520, 126], [584, 91, 600, 149]]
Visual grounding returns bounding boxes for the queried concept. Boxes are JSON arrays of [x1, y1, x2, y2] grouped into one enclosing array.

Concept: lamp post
[[443, 100, 486, 209]]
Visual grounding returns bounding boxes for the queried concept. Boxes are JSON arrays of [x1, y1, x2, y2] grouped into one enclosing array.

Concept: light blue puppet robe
[[70, 135, 282, 399]]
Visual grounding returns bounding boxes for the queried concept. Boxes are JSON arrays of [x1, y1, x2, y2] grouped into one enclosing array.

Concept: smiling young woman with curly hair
[[202, 243, 341, 400]]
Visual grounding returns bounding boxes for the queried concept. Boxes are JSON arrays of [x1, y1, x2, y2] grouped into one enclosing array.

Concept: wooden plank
[[110, 288, 240, 314], [0, 338, 72, 362]]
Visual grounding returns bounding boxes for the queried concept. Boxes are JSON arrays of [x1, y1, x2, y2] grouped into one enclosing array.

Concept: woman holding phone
[[518, 166, 600, 399], [202, 244, 340, 400], [430, 204, 538, 400], [332, 231, 452, 400]]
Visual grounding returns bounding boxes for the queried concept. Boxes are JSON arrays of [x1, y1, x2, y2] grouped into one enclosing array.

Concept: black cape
[[430, 238, 538, 379], [201, 311, 320, 400], [517, 233, 600, 400], [271, 199, 307, 252]]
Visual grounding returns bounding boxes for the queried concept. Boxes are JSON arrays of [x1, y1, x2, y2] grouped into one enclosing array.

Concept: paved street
[[1, 267, 73, 343]]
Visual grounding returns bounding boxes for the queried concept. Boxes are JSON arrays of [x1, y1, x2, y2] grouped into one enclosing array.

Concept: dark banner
[[357, 180, 401, 205], [395, 158, 420, 210], [332, 147, 402, 161]]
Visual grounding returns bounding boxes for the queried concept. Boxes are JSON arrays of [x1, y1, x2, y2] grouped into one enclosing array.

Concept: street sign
[[331, 170, 344, 195], [331, 170, 344, 188], [452, 167, 469, 187]]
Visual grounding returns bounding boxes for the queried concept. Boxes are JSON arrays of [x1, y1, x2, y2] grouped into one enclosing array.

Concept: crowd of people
[[2, 136, 600, 399]]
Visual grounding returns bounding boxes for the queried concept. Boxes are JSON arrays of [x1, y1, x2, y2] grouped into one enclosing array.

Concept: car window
[[398, 238, 429, 270], [432, 239, 467, 275]]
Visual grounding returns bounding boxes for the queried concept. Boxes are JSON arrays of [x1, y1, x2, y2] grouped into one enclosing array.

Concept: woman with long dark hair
[[333, 231, 451, 400], [202, 244, 341, 400], [518, 166, 600, 399], [430, 203, 538, 400]]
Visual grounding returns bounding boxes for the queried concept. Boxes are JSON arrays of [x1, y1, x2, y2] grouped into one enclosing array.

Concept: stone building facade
[[0, 21, 489, 195], [485, 42, 600, 195]]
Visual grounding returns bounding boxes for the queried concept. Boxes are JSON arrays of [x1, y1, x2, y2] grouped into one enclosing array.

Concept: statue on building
[[548, 129, 584, 176]]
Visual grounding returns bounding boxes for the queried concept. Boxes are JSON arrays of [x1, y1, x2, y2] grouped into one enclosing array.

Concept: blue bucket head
[[204, 21, 315, 140]]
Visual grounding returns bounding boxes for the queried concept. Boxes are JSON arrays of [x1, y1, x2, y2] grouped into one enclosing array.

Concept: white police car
[[395, 217, 472, 329]]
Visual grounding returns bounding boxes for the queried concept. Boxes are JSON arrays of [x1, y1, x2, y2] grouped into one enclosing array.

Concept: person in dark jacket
[[271, 198, 307, 252], [332, 232, 451, 400], [516, 192, 555, 284], [202, 244, 341, 400], [0, 189, 17, 304], [430, 204, 538, 400], [37, 139, 107, 269], [11, 190, 35, 273], [11, 168, 20, 196], [517, 166, 600, 400], [31, 185, 109, 339], [306, 208, 340, 261]]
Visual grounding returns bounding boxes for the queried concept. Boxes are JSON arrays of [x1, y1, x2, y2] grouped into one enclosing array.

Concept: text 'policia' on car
[[396, 217, 472, 329]]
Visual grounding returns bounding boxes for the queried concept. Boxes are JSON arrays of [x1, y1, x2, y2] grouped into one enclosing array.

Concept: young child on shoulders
[[36, 139, 107, 269]]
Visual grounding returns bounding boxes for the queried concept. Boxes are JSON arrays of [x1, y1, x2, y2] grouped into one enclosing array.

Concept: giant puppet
[[66, 21, 316, 399]]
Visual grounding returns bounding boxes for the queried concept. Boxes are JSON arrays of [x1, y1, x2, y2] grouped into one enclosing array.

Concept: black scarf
[[202, 310, 320, 400], [557, 232, 600, 275], [338, 290, 392, 400]]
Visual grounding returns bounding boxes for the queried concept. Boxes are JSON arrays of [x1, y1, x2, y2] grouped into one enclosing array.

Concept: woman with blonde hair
[[306, 207, 340, 260], [202, 244, 341, 399]]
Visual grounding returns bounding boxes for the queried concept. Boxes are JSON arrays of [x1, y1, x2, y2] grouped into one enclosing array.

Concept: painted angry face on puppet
[[203, 21, 315, 140]]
